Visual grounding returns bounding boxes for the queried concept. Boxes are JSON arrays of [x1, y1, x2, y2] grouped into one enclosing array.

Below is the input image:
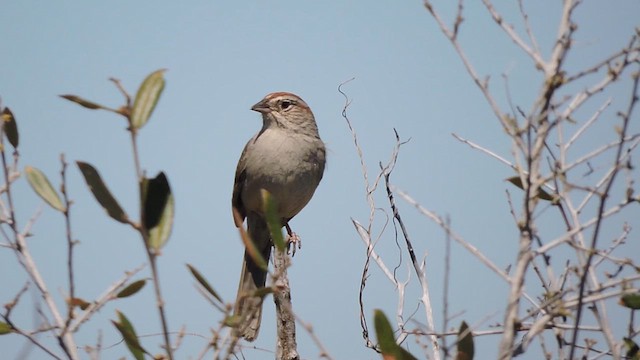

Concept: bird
[[231, 92, 326, 341]]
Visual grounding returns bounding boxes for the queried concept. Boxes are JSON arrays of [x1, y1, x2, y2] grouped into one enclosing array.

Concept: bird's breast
[[241, 128, 325, 219]]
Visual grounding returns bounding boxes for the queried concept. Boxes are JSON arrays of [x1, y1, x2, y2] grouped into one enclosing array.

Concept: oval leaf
[[2, 107, 19, 148], [130, 69, 166, 130], [261, 189, 285, 251], [59, 94, 106, 110], [77, 161, 129, 224], [234, 208, 268, 271], [143, 172, 174, 251], [0, 322, 12, 335], [620, 293, 640, 310], [374, 309, 417, 360], [25, 166, 65, 212], [67, 297, 92, 311], [117, 279, 147, 298], [506, 176, 554, 201], [455, 321, 475, 360], [187, 264, 223, 303], [113, 311, 147, 360], [624, 337, 639, 359], [375, 309, 398, 355]]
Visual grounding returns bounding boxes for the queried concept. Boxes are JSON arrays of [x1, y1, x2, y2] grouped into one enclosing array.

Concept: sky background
[[1, 1, 639, 359]]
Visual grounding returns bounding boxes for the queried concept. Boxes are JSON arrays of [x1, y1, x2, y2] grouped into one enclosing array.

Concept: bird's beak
[[251, 100, 271, 114]]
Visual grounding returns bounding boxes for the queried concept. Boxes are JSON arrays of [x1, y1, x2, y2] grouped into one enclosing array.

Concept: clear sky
[[1, 1, 638, 359]]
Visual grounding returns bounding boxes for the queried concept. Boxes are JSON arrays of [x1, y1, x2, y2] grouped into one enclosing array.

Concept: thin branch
[[568, 65, 639, 360], [391, 186, 509, 282], [560, 43, 638, 122], [383, 152, 440, 359], [1, 140, 78, 359], [147, 255, 173, 358], [564, 33, 639, 84], [574, 135, 640, 214], [536, 197, 633, 254], [517, 0, 541, 56], [59, 154, 77, 337], [1, 315, 63, 360], [441, 216, 452, 357], [352, 220, 396, 282], [125, 92, 173, 359], [452, 133, 516, 170], [68, 264, 145, 333], [422, 0, 510, 136], [481, 0, 547, 71], [109, 77, 132, 109]]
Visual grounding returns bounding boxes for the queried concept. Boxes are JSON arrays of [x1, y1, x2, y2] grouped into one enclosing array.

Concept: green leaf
[[455, 321, 474, 360], [233, 208, 268, 271], [143, 172, 174, 251], [0, 322, 12, 335], [374, 309, 397, 355], [187, 264, 223, 303], [77, 161, 129, 224], [253, 286, 274, 298], [224, 314, 241, 328], [25, 166, 65, 212], [620, 293, 640, 310], [624, 337, 640, 360], [59, 94, 107, 110], [130, 69, 166, 130], [112, 311, 147, 360], [261, 189, 285, 251], [374, 309, 417, 360], [2, 107, 19, 148], [506, 176, 555, 201], [235, 212, 268, 271], [116, 280, 147, 298]]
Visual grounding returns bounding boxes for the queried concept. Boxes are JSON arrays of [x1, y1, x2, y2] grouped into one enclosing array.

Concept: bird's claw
[[286, 232, 301, 256], [285, 223, 302, 256]]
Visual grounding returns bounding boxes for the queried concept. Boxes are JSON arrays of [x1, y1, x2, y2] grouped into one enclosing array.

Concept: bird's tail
[[233, 215, 271, 341]]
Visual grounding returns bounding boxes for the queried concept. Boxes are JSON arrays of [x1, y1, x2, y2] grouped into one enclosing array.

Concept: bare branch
[[568, 63, 640, 360], [68, 264, 146, 333], [383, 158, 440, 357], [481, 0, 546, 71]]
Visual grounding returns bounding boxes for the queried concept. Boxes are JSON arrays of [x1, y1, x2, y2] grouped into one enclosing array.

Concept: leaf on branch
[[116, 280, 147, 298], [373, 309, 417, 360], [76, 161, 129, 224], [2, 107, 19, 148], [130, 69, 166, 130], [620, 293, 640, 310], [506, 176, 555, 201], [67, 297, 91, 310], [186, 264, 223, 303], [25, 166, 66, 212], [59, 94, 107, 110], [455, 321, 475, 360], [0, 322, 12, 335], [233, 208, 268, 271], [142, 172, 174, 251], [261, 189, 285, 251], [112, 311, 147, 360], [223, 314, 240, 328], [253, 286, 274, 298], [624, 337, 639, 360]]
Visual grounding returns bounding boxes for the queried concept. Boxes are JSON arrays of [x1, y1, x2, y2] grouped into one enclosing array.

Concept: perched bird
[[231, 92, 326, 341]]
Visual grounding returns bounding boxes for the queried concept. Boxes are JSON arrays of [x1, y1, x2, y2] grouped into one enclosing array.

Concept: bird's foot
[[285, 223, 302, 256]]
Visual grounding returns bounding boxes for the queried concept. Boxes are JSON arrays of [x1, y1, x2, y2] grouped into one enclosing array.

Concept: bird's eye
[[280, 100, 292, 110]]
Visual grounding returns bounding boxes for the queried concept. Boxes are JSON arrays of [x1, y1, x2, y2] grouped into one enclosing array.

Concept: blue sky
[[1, 1, 639, 359]]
